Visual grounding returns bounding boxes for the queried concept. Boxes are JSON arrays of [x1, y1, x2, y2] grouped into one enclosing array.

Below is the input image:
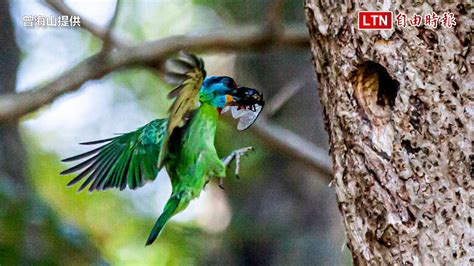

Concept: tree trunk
[[0, 1, 100, 264], [304, 1, 472, 265]]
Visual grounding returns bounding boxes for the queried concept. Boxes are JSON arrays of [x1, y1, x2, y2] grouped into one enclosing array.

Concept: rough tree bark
[[304, 1, 472, 265]]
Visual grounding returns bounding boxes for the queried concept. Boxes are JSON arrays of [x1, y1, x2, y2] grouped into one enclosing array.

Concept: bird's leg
[[221, 146, 254, 179]]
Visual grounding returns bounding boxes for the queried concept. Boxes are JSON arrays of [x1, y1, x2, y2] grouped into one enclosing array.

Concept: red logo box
[[358, 11, 393, 30]]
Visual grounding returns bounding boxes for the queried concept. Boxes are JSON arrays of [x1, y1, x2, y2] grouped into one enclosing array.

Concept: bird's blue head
[[199, 76, 238, 108]]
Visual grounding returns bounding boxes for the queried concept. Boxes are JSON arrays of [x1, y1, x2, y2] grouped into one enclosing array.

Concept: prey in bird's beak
[[222, 86, 265, 130]]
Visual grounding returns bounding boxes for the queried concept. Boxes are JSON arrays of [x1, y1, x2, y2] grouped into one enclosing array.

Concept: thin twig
[[264, 0, 286, 33], [45, 0, 128, 48], [101, 0, 121, 53], [266, 80, 306, 117]]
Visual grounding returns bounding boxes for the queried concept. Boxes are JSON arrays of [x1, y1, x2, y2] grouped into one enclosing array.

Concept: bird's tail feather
[[145, 195, 180, 246]]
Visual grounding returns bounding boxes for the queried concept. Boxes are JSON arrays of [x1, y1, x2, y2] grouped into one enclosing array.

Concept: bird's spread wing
[[61, 119, 168, 192], [157, 51, 206, 168]]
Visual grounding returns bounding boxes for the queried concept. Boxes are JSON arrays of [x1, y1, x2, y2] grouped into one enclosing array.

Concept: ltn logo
[[358, 11, 393, 30]]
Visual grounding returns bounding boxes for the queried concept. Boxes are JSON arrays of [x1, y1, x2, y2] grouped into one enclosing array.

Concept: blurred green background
[[0, 0, 349, 264]]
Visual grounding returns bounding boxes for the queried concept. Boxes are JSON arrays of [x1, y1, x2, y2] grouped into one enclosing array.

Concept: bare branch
[[0, 26, 308, 123], [266, 80, 305, 117], [101, 0, 121, 53], [264, 0, 286, 32], [250, 118, 332, 178], [45, 0, 128, 48]]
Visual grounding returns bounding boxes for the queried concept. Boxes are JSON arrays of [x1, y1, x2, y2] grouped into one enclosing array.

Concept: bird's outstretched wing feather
[[61, 119, 168, 192], [157, 51, 206, 168]]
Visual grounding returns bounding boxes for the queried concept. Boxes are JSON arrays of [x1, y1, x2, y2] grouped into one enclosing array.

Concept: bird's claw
[[203, 179, 210, 190], [222, 146, 254, 179], [218, 178, 225, 190]]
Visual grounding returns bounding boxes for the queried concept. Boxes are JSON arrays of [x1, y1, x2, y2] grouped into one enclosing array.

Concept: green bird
[[61, 52, 265, 245]]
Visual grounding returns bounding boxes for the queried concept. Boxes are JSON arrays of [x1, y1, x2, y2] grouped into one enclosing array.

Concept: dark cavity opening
[[364, 61, 399, 108]]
